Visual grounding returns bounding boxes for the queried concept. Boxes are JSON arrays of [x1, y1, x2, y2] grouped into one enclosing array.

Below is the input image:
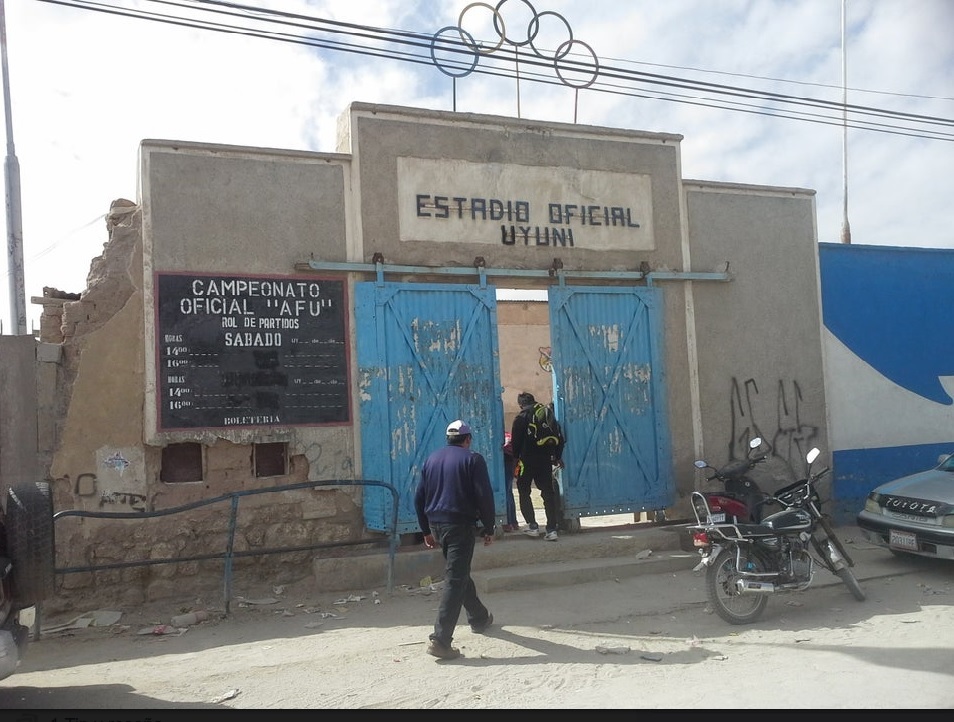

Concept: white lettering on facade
[[224, 332, 282, 347]]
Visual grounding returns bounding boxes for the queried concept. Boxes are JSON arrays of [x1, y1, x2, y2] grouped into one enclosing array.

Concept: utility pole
[[840, 0, 852, 244], [0, 0, 26, 333]]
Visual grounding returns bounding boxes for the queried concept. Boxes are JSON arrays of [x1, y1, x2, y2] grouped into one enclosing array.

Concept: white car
[[856, 453, 954, 560]]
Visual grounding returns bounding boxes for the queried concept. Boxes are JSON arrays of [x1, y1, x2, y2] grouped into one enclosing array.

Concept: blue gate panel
[[356, 283, 505, 533], [549, 286, 673, 514]]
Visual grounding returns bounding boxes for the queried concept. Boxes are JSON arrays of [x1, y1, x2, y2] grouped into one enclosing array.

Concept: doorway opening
[[494, 288, 646, 533]]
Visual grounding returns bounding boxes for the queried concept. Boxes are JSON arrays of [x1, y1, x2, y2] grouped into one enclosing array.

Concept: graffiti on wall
[[103, 452, 130, 475], [538, 346, 553, 373], [60, 472, 149, 512], [100, 491, 147, 511], [727, 377, 820, 479]]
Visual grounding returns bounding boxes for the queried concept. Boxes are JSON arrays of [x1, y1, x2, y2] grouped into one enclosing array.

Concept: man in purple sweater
[[414, 419, 496, 660]]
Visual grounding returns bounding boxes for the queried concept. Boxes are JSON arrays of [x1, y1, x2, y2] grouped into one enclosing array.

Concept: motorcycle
[[687, 446, 865, 624], [694, 436, 770, 524]]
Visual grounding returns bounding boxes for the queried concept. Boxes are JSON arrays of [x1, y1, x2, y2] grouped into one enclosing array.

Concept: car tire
[[5, 482, 55, 609]]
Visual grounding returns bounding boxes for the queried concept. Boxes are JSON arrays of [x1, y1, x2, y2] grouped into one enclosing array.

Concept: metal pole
[[840, 0, 851, 244], [0, 0, 26, 333]]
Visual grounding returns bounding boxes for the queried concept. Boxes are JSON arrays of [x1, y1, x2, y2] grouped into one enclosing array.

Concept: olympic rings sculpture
[[429, 0, 599, 91]]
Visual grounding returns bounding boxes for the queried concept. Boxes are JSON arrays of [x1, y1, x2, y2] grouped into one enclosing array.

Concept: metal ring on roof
[[494, 0, 538, 47], [528, 10, 572, 61], [553, 38, 599, 89], [458, 2, 506, 56], [430, 25, 480, 78]]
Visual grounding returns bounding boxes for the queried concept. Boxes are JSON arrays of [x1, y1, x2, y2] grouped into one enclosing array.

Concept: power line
[[35, 0, 954, 142]]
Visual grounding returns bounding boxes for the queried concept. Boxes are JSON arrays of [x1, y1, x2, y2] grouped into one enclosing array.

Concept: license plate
[[889, 529, 918, 551], [709, 512, 726, 523]]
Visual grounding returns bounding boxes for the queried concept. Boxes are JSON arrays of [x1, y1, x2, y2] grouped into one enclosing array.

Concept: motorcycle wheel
[[835, 567, 866, 602], [705, 546, 769, 625], [816, 516, 855, 567], [811, 533, 867, 602]]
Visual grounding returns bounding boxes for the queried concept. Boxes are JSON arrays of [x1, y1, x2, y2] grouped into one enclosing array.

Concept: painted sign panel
[[155, 272, 350, 430], [397, 157, 654, 251]]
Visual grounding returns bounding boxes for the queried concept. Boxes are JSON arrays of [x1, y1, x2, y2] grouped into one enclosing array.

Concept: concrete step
[[473, 549, 699, 593], [311, 522, 920, 600], [312, 521, 694, 593]]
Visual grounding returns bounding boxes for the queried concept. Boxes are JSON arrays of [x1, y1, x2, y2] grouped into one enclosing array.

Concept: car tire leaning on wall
[[5, 482, 55, 609]]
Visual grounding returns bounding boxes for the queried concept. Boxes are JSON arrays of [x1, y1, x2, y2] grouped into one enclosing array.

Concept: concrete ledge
[[473, 551, 699, 593], [312, 524, 689, 593]]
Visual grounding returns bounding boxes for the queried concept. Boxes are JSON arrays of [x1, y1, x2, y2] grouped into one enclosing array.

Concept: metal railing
[[49, 479, 400, 618]]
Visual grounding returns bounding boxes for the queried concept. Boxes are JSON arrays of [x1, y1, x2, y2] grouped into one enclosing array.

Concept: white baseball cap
[[446, 419, 472, 437]]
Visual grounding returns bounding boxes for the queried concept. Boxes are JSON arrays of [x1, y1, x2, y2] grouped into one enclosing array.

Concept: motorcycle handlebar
[[713, 454, 767, 479]]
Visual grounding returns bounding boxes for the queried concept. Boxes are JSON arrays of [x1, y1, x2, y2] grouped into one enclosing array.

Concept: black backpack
[[526, 403, 564, 448]]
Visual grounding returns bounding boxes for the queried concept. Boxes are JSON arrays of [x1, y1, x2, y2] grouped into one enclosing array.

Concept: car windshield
[[939, 453, 954, 472]]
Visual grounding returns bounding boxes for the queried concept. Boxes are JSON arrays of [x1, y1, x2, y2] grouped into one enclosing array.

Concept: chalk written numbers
[[157, 273, 350, 430]]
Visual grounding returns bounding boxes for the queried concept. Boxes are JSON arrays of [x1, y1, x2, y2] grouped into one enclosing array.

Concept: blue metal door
[[549, 286, 674, 516], [356, 282, 505, 533]]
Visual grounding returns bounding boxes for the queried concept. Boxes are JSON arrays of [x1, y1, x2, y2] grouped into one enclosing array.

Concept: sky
[[1, 0, 952, 332]]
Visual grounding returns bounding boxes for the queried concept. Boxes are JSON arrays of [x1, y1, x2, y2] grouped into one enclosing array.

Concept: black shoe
[[470, 612, 494, 634], [426, 639, 461, 660]]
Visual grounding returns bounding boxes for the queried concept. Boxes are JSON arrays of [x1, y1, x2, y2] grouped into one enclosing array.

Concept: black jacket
[[510, 405, 564, 463]]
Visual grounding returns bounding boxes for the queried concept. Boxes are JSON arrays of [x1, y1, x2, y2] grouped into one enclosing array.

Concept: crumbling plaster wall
[[42, 198, 365, 614]]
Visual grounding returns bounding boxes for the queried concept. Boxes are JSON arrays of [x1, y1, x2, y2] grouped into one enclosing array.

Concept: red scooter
[[693, 437, 770, 524]]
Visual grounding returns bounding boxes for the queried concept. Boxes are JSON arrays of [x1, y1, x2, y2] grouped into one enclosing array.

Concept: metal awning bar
[[643, 270, 732, 286], [295, 259, 731, 285]]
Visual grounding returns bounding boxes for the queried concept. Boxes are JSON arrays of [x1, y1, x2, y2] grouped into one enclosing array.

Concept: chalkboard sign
[[156, 273, 350, 430]]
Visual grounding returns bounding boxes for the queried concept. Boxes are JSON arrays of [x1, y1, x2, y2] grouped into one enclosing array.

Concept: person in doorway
[[502, 431, 519, 532], [510, 391, 564, 541], [414, 419, 496, 660]]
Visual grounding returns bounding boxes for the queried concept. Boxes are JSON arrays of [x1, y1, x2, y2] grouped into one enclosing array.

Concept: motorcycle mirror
[[749, 437, 762, 449], [806, 447, 820, 464], [694, 460, 707, 469]]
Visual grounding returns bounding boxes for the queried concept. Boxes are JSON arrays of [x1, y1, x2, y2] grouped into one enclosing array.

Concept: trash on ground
[[170, 610, 209, 627], [210, 688, 240, 703], [137, 624, 181, 636], [640, 652, 663, 662], [43, 610, 124, 635], [595, 645, 631, 655], [237, 597, 280, 606], [635, 549, 653, 560]]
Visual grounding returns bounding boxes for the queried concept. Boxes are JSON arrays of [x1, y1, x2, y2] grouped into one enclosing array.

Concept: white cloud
[[1, 0, 951, 331]]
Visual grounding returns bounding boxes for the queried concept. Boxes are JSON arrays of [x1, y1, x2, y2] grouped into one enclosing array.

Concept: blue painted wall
[[820, 243, 954, 523]]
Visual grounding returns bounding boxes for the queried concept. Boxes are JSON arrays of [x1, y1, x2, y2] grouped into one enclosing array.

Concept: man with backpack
[[509, 391, 565, 541]]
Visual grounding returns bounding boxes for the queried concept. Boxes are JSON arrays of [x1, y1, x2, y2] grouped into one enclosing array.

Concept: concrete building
[[3, 102, 829, 608]]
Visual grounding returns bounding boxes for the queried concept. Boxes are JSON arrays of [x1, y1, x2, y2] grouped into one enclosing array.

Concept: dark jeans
[[429, 522, 490, 647], [504, 455, 518, 525], [516, 456, 560, 533]]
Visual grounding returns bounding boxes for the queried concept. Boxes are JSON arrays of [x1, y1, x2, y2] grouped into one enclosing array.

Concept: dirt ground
[[2, 530, 954, 710]]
